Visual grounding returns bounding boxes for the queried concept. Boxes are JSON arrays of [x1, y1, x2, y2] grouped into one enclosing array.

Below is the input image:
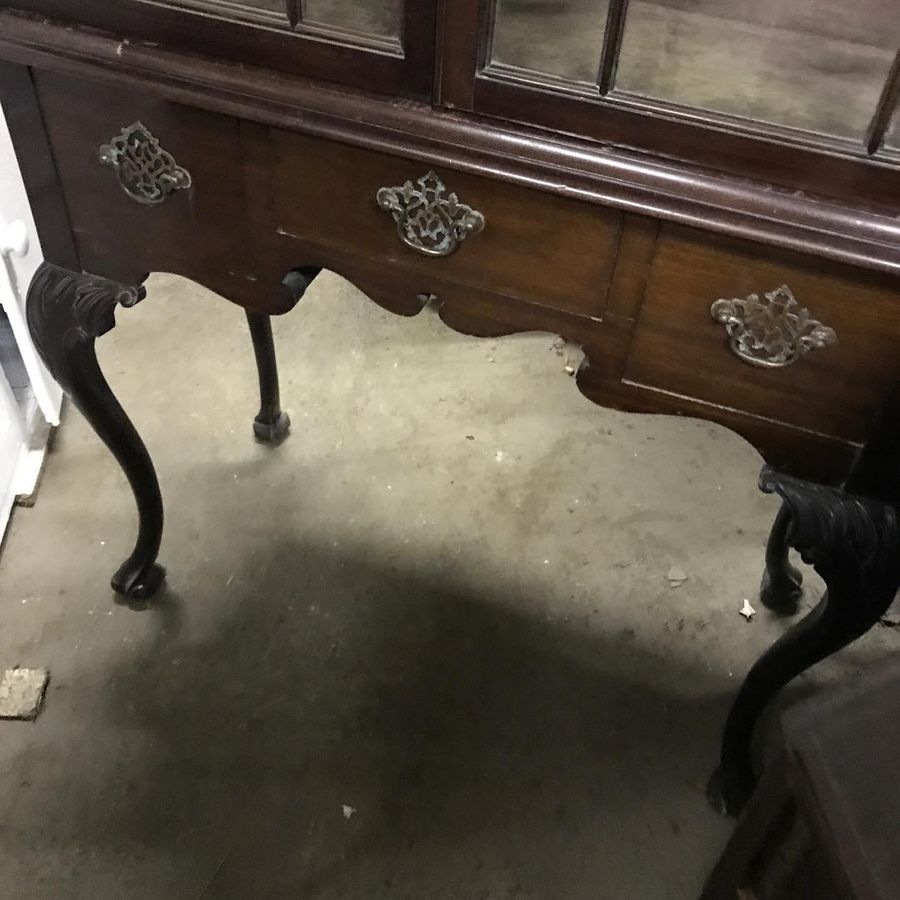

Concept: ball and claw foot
[[253, 411, 291, 444], [25, 264, 166, 605], [759, 563, 803, 614], [706, 765, 751, 817], [111, 561, 167, 600]]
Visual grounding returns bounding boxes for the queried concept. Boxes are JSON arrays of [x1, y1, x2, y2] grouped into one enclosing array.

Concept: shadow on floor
[[10, 522, 740, 899]]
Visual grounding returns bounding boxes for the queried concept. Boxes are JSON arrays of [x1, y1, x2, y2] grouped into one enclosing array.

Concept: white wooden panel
[[0, 100, 62, 426]]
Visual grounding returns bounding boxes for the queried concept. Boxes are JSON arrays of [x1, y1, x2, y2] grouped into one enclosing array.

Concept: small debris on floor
[[550, 336, 580, 375], [0, 668, 50, 720], [666, 565, 688, 587], [739, 599, 756, 621], [341, 804, 357, 820]]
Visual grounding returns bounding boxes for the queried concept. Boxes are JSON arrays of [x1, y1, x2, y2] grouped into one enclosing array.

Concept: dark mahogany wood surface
[[4, 1, 437, 99], [626, 226, 900, 443], [271, 131, 620, 317], [1, 8, 899, 482], [34, 70, 249, 282], [2, 11, 900, 278], [0, 60, 77, 271], [471, 73, 900, 215]]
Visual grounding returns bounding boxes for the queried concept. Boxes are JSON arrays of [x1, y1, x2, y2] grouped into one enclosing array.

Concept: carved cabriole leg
[[709, 466, 900, 816], [759, 504, 803, 613], [26, 262, 165, 599], [245, 310, 290, 444]]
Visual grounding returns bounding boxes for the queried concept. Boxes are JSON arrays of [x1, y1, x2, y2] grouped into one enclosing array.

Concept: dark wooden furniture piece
[[1, 0, 898, 814], [703, 656, 900, 899], [709, 383, 900, 815]]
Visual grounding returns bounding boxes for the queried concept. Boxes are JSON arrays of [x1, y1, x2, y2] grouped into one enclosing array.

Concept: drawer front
[[270, 131, 620, 317], [34, 71, 248, 279], [625, 226, 900, 441]]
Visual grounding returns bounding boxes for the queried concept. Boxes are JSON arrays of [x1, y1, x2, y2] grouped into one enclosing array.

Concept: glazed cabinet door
[[439, 0, 900, 209], [3, 0, 435, 98], [488, 0, 899, 141]]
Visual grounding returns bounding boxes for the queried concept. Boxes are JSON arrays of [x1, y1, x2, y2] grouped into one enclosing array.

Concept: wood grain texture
[[5, 13, 896, 481], [229, 230, 863, 483], [270, 130, 619, 317], [604, 214, 658, 320], [34, 70, 251, 282], [625, 225, 900, 442], [2, 11, 900, 276]]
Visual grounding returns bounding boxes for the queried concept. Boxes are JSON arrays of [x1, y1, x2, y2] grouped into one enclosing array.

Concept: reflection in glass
[[491, 0, 611, 84], [888, 106, 900, 149], [616, 0, 900, 138], [153, 0, 400, 37], [303, 0, 400, 39]]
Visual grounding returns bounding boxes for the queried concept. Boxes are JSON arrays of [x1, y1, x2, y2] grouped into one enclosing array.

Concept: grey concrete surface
[[0, 272, 894, 899]]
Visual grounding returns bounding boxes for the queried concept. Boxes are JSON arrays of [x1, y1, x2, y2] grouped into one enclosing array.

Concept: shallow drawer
[[625, 226, 900, 441], [270, 131, 620, 317], [34, 71, 248, 279]]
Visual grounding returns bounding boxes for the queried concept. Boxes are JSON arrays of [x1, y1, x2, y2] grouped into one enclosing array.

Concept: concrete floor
[[0, 272, 895, 899]]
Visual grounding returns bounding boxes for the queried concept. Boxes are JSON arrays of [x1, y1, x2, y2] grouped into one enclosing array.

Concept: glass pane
[[616, 0, 900, 138], [888, 106, 900, 149], [303, 0, 400, 39], [491, 0, 611, 84]]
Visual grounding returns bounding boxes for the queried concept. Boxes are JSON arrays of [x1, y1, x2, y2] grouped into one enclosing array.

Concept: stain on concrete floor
[[0, 272, 894, 899]]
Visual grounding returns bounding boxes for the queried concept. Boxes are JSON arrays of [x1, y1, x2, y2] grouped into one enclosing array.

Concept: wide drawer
[[270, 131, 620, 318], [625, 226, 900, 441], [33, 71, 248, 281]]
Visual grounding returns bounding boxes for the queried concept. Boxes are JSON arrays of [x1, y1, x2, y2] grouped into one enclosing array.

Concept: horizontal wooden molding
[[1, 10, 899, 277]]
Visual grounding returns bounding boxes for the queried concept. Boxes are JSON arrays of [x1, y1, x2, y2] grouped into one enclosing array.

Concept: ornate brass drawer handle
[[376, 170, 485, 257], [99, 122, 192, 206], [710, 285, 837, 368]]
